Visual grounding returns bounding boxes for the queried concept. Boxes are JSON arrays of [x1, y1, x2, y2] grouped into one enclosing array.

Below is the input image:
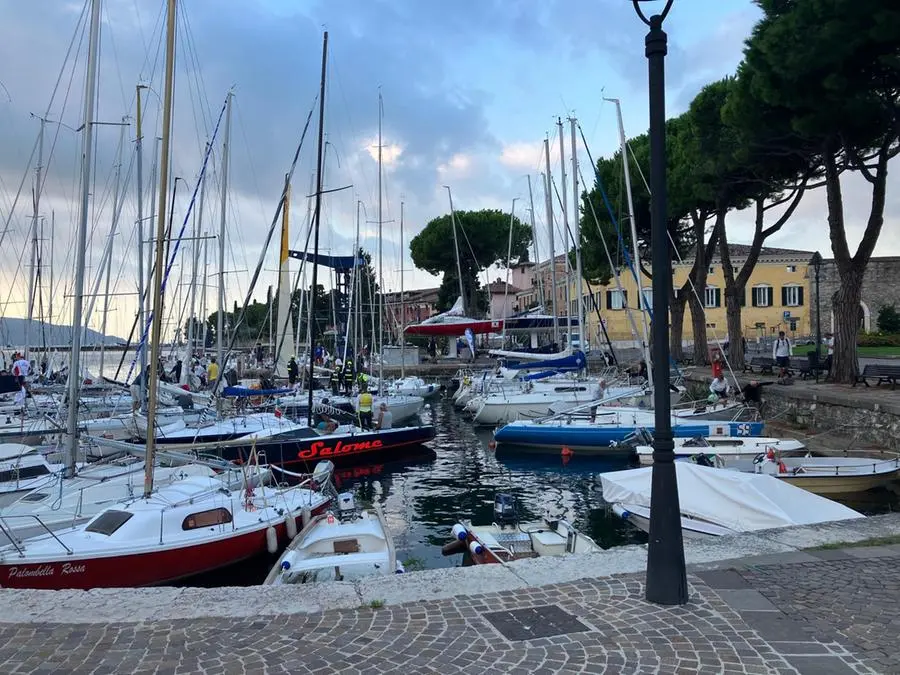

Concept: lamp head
[[810, 251, 823, 267]]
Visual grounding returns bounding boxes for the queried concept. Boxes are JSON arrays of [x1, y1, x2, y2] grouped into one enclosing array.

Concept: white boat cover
[[600, 463, 863, 533], [488, 347, 573, 362]]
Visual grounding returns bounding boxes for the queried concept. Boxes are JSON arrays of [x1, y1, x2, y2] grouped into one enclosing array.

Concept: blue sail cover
[[504, 350, 587, 371], [222, 386, 295, 397], [288, 251, 364, 272], [521, 370, 561, 381]]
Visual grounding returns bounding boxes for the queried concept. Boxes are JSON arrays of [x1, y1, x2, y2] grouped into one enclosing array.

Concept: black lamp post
[[810, 251, 823, 382], [632, 0, 688, 606]]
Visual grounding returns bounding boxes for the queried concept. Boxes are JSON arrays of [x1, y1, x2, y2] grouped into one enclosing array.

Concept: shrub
[[877, 305, 900, 334], [857, 332, 900, 347]]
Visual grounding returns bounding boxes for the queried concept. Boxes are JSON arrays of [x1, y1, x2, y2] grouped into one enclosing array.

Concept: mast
[[144, 0, 177, 498], [186, 143, 207, 374], [99, 118, 127, 378], [570, 117, 585, 349], [275, 173, 295, 374], [526, 175, 545, 311], [65, 0, 102, 476], [501, 197, 518, 344], [399, 200, 405, 377], [377, 92, 385, 388], [48, 211, 54, 338], [542, 139, 559, 346], [444, 186, 465, 312], [306, 31, 328, 427], [26, 117, 46, 362], [610, 98, 652, 376], [216, 92, 233, 408], [136, 84, 147, 407], [200, 231, 208, 352], [557, 118, 573, 347]]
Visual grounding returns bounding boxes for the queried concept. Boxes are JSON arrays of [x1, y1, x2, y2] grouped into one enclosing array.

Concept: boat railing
[[0, 514, 74, 556], [531, 388, 651, 424], [787, 457, 900, 476]]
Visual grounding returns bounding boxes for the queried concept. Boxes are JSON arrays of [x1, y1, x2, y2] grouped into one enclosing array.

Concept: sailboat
[[404, 296, 501, 336]]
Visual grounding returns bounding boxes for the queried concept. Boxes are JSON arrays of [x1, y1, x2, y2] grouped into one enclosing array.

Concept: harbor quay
[[1, 514, 898, 674]]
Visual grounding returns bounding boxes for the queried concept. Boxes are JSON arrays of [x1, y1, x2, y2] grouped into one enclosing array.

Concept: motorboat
[[274, 391, 425, 426], [264, 492, 400, 585], [600, 462, 864, 539], [441, 494, 602, 564], [385, 376, 440, 400], [493, 403, 763, 454], [750, 451, 900, 496], [634, 436, 807, 466], [0, 460, 336, 589]]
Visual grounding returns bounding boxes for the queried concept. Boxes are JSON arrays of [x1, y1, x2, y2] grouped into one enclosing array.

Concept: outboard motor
[[337, 492, 357, 521], [311, 460, 335, 489], [493, 493, 518, 528]]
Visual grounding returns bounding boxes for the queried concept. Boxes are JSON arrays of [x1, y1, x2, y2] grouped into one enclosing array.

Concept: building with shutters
[[570, 245, 817, 347]]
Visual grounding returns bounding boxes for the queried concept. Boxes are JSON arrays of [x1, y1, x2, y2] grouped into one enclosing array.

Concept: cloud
[[499, 141, 544, 171]]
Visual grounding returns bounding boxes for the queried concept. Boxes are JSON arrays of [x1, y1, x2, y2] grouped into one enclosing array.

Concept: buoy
[[301, 507, 312, 529], [281, 560, 291, 571], [488, 440, 497, 451], [561, 446, 574, 457], [451, 523, 468, 541], [285, 513, 297, 539], [265, 526, 278, 554], [468, 540, 484, 556]]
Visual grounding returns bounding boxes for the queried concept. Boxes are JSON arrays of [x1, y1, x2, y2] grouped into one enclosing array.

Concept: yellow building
[[570, 245, 816, 346]]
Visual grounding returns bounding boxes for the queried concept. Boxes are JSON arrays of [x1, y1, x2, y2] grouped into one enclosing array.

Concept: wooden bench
[[798, 352, 831, 380], [854, 364, 900, 390], [743, 356, 776, 375]]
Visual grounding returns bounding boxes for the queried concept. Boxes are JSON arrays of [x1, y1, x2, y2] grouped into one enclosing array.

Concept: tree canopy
[[410, 208, 531, 313]]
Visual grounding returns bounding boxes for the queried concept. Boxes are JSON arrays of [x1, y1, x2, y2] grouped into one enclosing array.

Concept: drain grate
[[484, 604, 589, 641]]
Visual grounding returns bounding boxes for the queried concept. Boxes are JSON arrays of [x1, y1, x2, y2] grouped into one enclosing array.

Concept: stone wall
[[811, 256, 900, 333]]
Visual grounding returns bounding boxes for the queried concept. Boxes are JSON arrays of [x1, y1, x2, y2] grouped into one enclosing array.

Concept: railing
[[0, 514, 74, 556]]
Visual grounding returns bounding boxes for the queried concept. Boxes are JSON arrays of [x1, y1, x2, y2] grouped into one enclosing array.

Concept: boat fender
[[620, 509, 631, 520], [281, 560, 291, 571], [285, 513, 298, 539], [777, 461, 787, 474], [266, 526, 278, 554], [488, 440, 497, 450], [301, 507, 312, 528], [451, 524, 468, 541], [441, 539, 467, 556], [395, 561, 405, 574], [468, 540, 485, 556]]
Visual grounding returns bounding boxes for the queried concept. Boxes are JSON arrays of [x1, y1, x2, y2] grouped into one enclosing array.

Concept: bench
[[798, 351, 831, 380], [743, 356, 776, 375], [854, 364, 900, 390]]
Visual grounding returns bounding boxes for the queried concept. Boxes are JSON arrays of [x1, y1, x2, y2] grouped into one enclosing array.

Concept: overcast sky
[[0, 0, 896, 340]]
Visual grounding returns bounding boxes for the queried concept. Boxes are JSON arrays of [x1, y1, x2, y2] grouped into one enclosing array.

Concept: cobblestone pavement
[[0, 549, 896, 674]]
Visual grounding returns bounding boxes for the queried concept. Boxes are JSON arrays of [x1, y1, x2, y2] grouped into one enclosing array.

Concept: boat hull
[[494, 421, 765, 453], [776, 471, 900, 496], [405, 319, 501, 336], [0, 504, 328, 590]]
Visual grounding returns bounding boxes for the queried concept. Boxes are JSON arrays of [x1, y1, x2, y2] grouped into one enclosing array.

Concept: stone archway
[[859, 301, 871, 332]]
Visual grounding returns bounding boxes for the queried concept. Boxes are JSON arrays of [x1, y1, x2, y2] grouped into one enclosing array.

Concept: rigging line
[[43, 0, 89, 119], [0, 134, 39, 251], [100, 1, 130, 113], [180, 6, 215, 136], [123, 94, 230, 382], [221, 99, 318, 367]]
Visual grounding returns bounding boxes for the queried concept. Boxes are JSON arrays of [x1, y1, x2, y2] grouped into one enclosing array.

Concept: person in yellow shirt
[[207, 357, 220, 390], [357, 384, 374, 430]]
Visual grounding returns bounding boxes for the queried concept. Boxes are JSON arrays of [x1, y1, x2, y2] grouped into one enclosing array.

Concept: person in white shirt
[[824, 333, 834, 355], [709, 376, 729, 399], [375, 402, 393, 430], [772, 331, 792, 379]]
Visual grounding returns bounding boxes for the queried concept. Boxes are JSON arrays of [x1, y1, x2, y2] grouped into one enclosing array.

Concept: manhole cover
[[484, 604, 589, 641]]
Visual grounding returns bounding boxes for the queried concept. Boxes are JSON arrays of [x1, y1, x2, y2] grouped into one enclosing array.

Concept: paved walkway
[[1, 546, 898, 674]]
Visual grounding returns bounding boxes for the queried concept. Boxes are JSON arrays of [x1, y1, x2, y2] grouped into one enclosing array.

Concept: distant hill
[[0, 317, 125, 348]]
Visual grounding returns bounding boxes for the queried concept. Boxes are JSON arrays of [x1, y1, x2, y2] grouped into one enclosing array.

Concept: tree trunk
[[687, 292, 710, 366], [831, 270, 863, 383], [723, 284, 746, 369], [669, 289, 687, 361]]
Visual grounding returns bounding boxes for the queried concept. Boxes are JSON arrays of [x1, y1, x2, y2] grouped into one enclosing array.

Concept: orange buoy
[[561, 446, 574, 457], [488, 440, 497, 450]]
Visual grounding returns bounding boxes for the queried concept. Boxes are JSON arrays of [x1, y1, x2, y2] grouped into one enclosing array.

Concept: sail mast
[[99, 118, 127, 378], [306, 31, 329, 427], [542, 139, 559, 346], [64, 0, 102, 476], [215, 92, 233, 410], [377, 93, 385, 389], [399, 200, 405, 377], [26, 117, 45, 362], [136, 84, 147, 408], [144, 0, 178, 498], [570, 117, 585, 348], [526, 175, 544, 311]]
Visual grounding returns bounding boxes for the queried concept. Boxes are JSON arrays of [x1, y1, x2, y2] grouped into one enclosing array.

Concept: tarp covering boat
[[488, 348, 573, 362], [503, 350, 586, 371], [599, 462, 863, 533]]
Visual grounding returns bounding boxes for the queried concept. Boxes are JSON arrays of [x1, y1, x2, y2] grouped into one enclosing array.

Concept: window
[[706, 322, 717, 329], [86, 510, 134, 536], [708, 266, 714, 274], [788, 319, 798, 331], [704, 286, 721, 309], [606, 289, 627, 310], [182, 507, 233, 531], [752, 285, 772, 307], [786, 265, 797, 273], [782, 285, 804, 307], [640, 288, 653, 310]]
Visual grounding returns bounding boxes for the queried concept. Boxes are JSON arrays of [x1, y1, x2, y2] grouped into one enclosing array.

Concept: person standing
[[711, 352, 724, 380], [330, 363, 341, 396], [357, 384, 374, 430], [772, 330, 792, 381], [342, 356, 354, 395], [12, 353, 30, 387], [207, 357, 220, 391], [287, 355, 299, 387], [375, 401, 392, 430]]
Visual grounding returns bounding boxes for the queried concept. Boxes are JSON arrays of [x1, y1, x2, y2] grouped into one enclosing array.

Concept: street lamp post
[[811, 251, 823, 383], [632, 0, 688, 606]]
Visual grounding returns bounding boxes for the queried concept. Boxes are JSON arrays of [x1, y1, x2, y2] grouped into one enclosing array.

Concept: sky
[[0, 0, 896, 341]]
